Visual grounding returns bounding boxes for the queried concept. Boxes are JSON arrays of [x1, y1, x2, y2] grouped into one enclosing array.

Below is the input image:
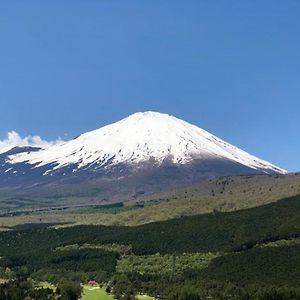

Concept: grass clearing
[[257, 237, 300, 248], [37, 283, 154, 299], [38, 281, 56, 291], [81, 285, 113, 300], [136, 294, 155, 300]]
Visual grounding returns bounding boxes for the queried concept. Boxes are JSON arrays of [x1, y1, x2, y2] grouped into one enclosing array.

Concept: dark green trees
[[56, 280, 82, 300]]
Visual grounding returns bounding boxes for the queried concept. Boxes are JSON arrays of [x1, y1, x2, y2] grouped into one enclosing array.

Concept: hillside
[[1, 173, 300, 229]]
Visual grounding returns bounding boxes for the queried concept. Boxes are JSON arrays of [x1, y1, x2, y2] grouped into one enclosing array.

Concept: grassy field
[[81, 285, 113, 300], [81, 285, 155, 300], [39, 283, 114, 300], [136, 295, 155, 300]]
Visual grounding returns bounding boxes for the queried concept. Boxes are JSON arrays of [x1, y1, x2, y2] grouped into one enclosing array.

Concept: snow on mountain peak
[[8, 111, 287, 174]]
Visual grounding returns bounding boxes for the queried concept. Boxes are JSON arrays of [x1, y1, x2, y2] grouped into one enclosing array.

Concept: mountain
[[0, 112, 286, 197]]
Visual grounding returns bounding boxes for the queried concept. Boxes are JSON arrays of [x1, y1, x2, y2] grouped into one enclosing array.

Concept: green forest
[[1, 194, 300, 299]]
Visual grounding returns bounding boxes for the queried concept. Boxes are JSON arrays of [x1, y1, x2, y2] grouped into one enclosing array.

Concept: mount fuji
[[0, 112, 286, 196]]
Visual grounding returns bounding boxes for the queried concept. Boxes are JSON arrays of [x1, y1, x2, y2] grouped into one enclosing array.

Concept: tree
[[57, 280, 82, 300]]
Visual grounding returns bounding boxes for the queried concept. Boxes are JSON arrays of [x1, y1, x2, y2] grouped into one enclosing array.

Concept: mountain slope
[[0, 112, 286, 200]]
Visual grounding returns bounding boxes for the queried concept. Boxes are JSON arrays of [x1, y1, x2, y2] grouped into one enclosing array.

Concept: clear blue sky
[[0, 1, 299, 171]]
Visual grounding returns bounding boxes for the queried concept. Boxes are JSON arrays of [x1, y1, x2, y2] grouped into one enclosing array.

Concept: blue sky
[[0, 1, 299, 171]]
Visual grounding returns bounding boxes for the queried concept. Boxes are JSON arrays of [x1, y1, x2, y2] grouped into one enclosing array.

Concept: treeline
[[0, 276, 82, 300], [0, 279, 55, 300], [1, 248, 118, 285], [1, 194, 300, 257], [110, 243, 300, 298], [200, 243, 300, 287], [109, 272, 300, 300]]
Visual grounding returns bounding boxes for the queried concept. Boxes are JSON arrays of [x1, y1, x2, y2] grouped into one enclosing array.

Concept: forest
[[1, 194, 300, 299]]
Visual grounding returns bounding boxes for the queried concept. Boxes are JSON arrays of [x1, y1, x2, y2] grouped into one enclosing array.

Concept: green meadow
[[81, 285, 113, 300], [81, 285, 154, 300]]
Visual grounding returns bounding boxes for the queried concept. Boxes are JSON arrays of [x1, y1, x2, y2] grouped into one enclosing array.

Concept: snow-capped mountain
[[0, 112, 286, 192], [6, 111, 286, 174]]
